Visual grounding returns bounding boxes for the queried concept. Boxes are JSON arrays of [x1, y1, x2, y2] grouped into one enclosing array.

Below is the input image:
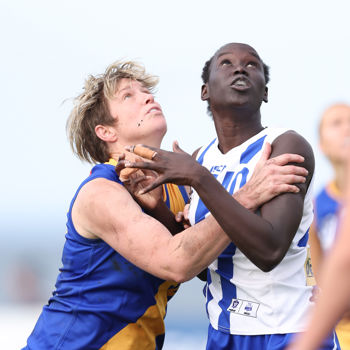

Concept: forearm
[[192, 169, 278, 271], [145, 201, 184, 235], [163, 214, 230, 281]]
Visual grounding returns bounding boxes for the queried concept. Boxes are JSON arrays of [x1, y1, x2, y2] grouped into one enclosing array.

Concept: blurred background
[[1, 0, 349, 348]]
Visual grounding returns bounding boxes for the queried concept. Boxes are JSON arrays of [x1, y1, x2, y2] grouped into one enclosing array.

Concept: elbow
[[172, 273, 190, 284], [165, 261, 197, 283], [258, 262, 278, 273], [170, 268, 195, 283], [254, 249, 285, 273]]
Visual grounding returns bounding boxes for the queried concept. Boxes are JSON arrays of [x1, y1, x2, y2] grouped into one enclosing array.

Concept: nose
[[233, 64, 247, 76], [144, 92, 154, 104]]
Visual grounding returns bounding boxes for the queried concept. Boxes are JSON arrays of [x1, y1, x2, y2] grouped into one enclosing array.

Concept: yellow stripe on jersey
[[100, 281, 179, 350], [327, 180, 342, 200], [106, 158, 118, 166], [162, 183, 187, 215]]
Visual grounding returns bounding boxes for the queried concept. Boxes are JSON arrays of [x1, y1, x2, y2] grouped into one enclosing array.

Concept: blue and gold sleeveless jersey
[[314, 181, 341, 252], [24, 160, 188, 350]]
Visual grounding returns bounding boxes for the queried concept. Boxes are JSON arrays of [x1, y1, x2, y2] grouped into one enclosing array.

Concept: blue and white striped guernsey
[[188, 127, 315, 335]]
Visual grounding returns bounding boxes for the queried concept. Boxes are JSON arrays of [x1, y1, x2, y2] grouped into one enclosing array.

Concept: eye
[[220, 59, 231, 67], [123, 93, 132, 100], [246, 61, 257, 68]]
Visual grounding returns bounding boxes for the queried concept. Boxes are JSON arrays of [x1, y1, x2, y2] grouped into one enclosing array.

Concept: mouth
[[146, 105, 163, 115], [230, 77, 251, 91]]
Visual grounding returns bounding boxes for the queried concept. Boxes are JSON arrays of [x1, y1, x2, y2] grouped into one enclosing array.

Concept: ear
[[201, 83, 209, 101], [95, 124, 118, 143], [263, 86, 268, 103]]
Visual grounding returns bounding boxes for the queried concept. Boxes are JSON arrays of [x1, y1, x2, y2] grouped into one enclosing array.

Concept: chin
[[153, 117, 167, 135]]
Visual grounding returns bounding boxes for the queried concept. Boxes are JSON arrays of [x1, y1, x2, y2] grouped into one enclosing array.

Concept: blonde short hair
[[66, 61, 159, 163]]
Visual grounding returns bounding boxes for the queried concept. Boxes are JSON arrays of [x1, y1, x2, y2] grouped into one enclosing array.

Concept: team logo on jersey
[[227, 298, 259, 318], [210, 165, 226, 175]]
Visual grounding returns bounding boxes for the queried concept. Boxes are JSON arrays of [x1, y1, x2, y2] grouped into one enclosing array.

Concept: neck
[[109, 138, 162, 162], [212, 108, 264, 154], [332, 162, 348, 194]]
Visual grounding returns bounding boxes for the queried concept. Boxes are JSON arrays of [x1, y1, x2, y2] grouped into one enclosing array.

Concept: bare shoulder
[[73, 177, 142, 239], [272, 130, 314, 161], [79, 177, 128, 199]]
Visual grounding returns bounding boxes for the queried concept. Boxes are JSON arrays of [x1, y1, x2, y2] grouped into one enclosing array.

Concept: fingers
[[172, 140, 186, 154], [268, 153, 305, 166], [183, 203, 190, 221], [175, 210, 191, 229], [123, 160, 157, 171], [138, 177, 165, 195], [267, 174, 306, 190], [175, 211, 184, 222], [119, 167, 139, 182], [267, 164, 308, 177], [126, 144, 158, 160], [280, 165, 308, 176], [260, 142, 272, 162], [275, 184, 301, 194]]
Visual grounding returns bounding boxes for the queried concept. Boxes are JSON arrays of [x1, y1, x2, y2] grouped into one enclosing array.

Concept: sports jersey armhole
[[66, 165, 122, 244]]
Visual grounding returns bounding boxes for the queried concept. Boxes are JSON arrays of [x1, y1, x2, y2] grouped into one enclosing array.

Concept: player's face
[[108, 79, 167, 147], [203, 43, 268, 113], [320, 105, 350, 165]]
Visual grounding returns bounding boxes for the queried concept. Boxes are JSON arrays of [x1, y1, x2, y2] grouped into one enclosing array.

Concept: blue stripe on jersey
[[197, 138, 217, 165], [297, 228, 309, 247], [178, 185, 189, 204], [228, 167, 249, 193], [205, 271, 213, 319], [240, 135, 267, 164], [315, 187, 339, 232], [222, 171, 235, 189], [195, 173, 219, 223], [217, 243, 237, 330]]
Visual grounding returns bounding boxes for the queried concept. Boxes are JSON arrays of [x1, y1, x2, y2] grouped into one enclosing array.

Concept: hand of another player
[[175, 203, 191, 229], [119, 142, 204, 194], [115, 153, 163, 211], [234, 142, 308, 211]]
